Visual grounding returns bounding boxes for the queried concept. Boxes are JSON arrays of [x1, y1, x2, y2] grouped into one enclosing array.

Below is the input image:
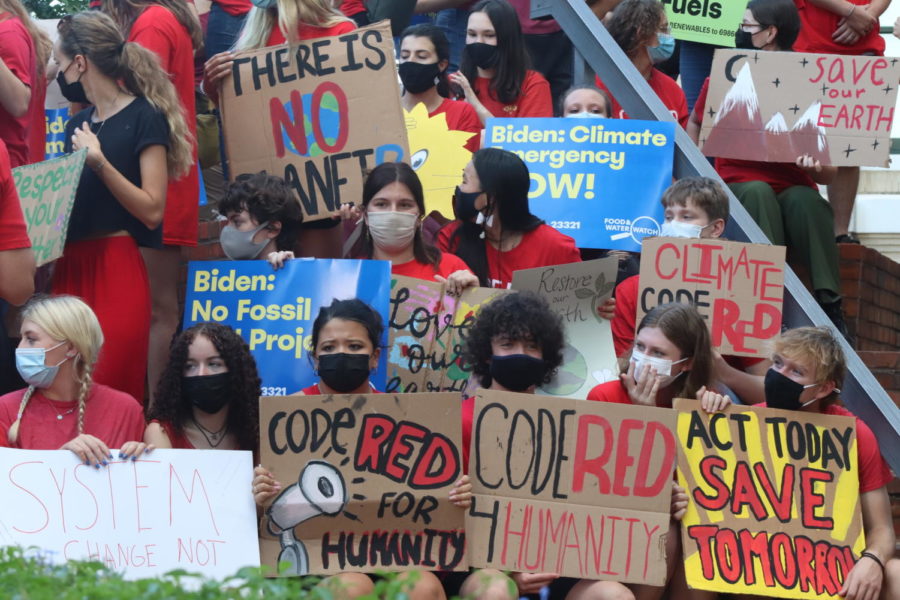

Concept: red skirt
[[53, 236, 151, 403]]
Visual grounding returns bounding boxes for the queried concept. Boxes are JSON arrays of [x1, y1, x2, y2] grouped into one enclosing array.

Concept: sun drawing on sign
[[404, 103, 474, 219]]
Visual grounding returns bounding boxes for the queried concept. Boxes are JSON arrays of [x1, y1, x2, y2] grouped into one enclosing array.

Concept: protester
[[0, 138, 34, 305], [687, 0, 849, 337], [218, 171, 303, 260], [449, 0, 553, 124], [205, 0, 252, 56], [508, 0, 573, 111], [102, 0, 203, 407], [0, 295, 145, 462], [203, 0, 355, 259], [399, 23, 481, 153], [438, 148, 580, 288], [596, 0, 688, 128], [120, 322, 261, 458], [52, 11, 193, 403], [560, 84, 612, 118], [750, 326, 899, 600], [0, 0, 52, 167]]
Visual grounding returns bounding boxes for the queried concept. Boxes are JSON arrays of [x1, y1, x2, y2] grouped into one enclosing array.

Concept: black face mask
[[764, 369, 817, 411], [465, 42, 500, 70], [318, 353, 371, 393], [56, 69, 90, 104], [490, 354, 546, 392], [735, 29, 760, 50], [399, 61, 441, 94], [453, 186, 481, 221], [182, 372, 232, 414]]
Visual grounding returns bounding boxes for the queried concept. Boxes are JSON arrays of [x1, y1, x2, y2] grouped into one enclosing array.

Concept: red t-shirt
[[794, 0, 885, 56], [439, 221, 581, 289], [340, 0, 366, 17], [430, 97, 481, 153], [391, 252, 471, 281], [597, 68, 689, 128], [0, 139, 30, 251], [266, 20, 355, 46], [0, 384, 145, 449], [130, 6, 200, 246], [213, 0, 252, 17], [152, 419, 195, 449], [0, 14, 36, 168], [27, 75, 46, 165], [612, 274, 640, 357], [301, 383, 381, 394], [694, 77, 816, 194], [472, 70, 552, 118], [586, 380, 632, 404]]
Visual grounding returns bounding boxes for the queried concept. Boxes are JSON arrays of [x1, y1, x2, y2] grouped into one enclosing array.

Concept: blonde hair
[[57, 12, 193, 178], [235, 0, 351, 50], [7, 295, 104, 445], [0, 0, 52, 77], [771, 326, 846, 402]]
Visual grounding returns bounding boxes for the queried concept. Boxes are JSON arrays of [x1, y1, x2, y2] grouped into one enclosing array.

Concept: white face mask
[[631, 349, 689, 388], [366, 211, 418, 254], [660, 219, 705, 238], [566, 111, 605, 119]]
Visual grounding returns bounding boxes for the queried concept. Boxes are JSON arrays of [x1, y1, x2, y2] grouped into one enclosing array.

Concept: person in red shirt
[[399, 23, 481, 153], [794, 0, 890, 243], [339, 0, 368, 26], [0, 138, 34, 305], [448, 0, 553, 124], [0, 295, 145, 460], [439, 148, 581, 289], [0, 0, 51, 167], [750, 326, 898, 600], [595, 0, 688, 128], [102, 0, 203, 407]]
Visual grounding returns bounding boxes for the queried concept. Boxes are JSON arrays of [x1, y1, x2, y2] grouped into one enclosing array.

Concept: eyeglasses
[[739, 22, 767, 33]]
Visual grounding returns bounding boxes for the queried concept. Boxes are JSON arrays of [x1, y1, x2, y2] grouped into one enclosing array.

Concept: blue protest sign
[[183, 258, 392, 395], [45, 107, 69, 160], [485, 117, 675, 251]]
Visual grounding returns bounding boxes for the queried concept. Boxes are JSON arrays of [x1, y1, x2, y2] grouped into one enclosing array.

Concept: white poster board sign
[[0, 448, 259, 580]]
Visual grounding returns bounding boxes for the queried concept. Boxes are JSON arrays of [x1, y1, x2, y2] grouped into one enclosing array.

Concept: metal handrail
[[533, 0, 900, 473]]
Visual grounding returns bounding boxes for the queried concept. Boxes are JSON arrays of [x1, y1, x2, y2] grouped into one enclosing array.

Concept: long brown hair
[[0, 0, 52, 76], [57, 11, 193, 178], [101, 0, 203, 52]]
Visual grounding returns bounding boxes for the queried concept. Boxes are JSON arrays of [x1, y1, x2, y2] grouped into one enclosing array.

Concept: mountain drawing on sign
[[702, 62, 830, 163]]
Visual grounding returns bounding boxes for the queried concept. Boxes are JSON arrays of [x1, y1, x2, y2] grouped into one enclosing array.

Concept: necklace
[[90, 91, 122, 137], [43, 395, 76, 421], [191, 416, 228, 448]]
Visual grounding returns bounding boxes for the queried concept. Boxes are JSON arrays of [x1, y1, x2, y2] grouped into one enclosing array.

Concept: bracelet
[[860, 550, 885, 571], [847, 3, 856, 17]]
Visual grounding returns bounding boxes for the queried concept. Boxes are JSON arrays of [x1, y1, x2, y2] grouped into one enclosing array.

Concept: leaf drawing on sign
[[266, 461, 347, 576], [594, 272, 615, 297], [574, 288, 594, 300]]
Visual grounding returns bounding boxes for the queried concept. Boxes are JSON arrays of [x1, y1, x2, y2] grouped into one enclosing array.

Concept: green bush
[[25, 0, 89, 20]]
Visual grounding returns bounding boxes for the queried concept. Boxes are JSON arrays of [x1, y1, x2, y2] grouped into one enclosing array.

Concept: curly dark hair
[[462, 291, 565, 388], [607, 0, 665, 58], [311, 298, 385, 357], [147, 322, 261, 453], [219, 171, 303, 251]]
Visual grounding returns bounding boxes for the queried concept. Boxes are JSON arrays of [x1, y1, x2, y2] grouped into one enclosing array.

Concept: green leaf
[[594, 272, 607, 293], [574, 288, 594, 299]]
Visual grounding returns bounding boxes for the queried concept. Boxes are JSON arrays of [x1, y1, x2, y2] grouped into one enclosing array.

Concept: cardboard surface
[[512, 258, 620, 398], [0, 448, 259, 581], [387, 276, 507, 395], [485, 118, 674, 251], [637, 237, 785, 357], [182, 258, 392, 394], [220, 21, 409, 221], [258, 393, 466, 575], [466, 390, 675, 584], [12, 149, 87, 266], [664, 0, 748, 47], [674, 399, 864, 598], [700, 49, 900, 167]]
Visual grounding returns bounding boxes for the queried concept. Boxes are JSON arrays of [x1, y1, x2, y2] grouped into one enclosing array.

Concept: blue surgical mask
[[15, 341, 69, 388], [251, 0, 277, 9], [648, 33, 675, 64], [566, 111, 605, 119]]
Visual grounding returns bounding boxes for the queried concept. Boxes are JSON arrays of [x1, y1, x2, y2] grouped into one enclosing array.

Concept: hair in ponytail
[[236, 0, 350, 50], [6, 295, 103, 445], [0, 0, 52, 77], [100, 0, 203, 53], [57, 11, 193, 178]]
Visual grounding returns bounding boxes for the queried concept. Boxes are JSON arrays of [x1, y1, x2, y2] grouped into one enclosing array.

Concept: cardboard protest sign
[[638, 237, 784, 357], [485, 117, 674, 251], [183, 258, 391, 394], [220, 21, 409, 221], [467, 390, 676, 584], [387, 276, 507, 395], [12, 149, 87, 266], [512, 258, 619, 398], [0, 448, 259, 580], [663, 0, 748, 47], [674, 399, 864, 598], [259, 393, 466, 575], [404, 103, 473, 219], [700, 49, 900, 167]]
